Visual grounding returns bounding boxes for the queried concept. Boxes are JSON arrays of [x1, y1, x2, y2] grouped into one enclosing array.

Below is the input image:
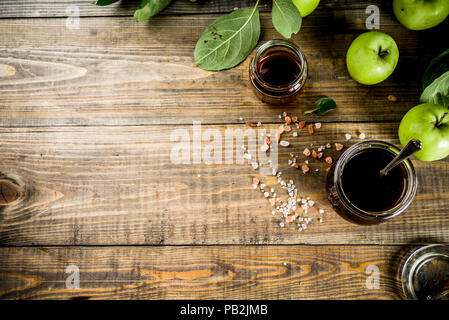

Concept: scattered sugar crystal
[[280, 140, 290, 147]]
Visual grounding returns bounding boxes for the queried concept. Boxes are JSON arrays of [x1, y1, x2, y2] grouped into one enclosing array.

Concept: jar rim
[[401, 244, 449, 300], [250, 39, 307, 93], [333, 140, 417, 220]]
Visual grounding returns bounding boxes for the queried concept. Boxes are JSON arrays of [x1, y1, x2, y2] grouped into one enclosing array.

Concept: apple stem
[[378, 47, 389, 58], [436, 112, 448, 128]]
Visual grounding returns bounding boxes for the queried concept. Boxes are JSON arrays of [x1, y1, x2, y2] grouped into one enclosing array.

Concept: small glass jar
[[249, 39, 307, 105], [400, 245, 449, 300], [326, 140, 418, 225]]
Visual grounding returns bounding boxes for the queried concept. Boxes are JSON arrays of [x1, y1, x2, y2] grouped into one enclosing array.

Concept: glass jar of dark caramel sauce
[[249, 39, 307, 105], [326, 140, 418, 225]]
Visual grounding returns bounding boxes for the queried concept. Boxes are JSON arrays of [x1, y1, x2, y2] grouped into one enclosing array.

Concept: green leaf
[[272, 0, 302, 39], [134, 0, 171, 22], [194, 2, 261, 71], [422, 48, 449, 90], [420, 71, 449, 108], [304, 97, 337, 115], [95, 0, 120, 5]]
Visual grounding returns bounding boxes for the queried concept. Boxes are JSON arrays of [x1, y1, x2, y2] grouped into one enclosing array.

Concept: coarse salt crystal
[[345, 133, 352, 140], [280, 140, 290, 147], [315, 122, 322, 129], [359, 133, 366, 139]]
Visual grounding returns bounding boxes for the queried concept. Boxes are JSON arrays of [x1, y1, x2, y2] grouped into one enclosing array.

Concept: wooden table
[[0, 0, 448, 300]]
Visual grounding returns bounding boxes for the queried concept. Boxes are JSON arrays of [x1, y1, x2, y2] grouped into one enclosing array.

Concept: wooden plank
[[0, 0, 386, 18], [0, 122, 448, 246], [0, 245, 409, 299], [0, 14, 447, 126]]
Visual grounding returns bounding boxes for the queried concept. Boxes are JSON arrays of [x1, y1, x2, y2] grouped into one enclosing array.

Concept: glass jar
[[249, 39, 307, 105], [400, 245, 449, 300], [326, 140, 418, 225]]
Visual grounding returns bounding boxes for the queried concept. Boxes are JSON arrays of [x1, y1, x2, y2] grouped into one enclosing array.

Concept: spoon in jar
[[380, 139, 422, 176]]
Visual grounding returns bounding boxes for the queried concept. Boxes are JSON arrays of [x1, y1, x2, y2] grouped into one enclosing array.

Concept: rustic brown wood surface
[[0, 0, 448, 299], [0, 245, 409, 300]]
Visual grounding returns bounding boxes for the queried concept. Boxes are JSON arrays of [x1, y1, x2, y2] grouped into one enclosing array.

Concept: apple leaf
[[134, 0, 171, 22], [95, 0, 120, 5], [272, 0, 302, 39], [194, 2, 261, 71], [422, 48, 449, 90], [420, 71, 449, 108], [304, 97, 337, 115]]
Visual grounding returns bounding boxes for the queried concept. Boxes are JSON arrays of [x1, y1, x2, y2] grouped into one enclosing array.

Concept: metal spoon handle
[[380, 139, 422, 176]]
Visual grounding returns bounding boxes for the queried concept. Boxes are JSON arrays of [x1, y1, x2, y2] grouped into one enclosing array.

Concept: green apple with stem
[[292, 0, 320, 17], [346, 31, 399, 85], [393, 0, 449, 30], [399, 103, 449, 161]]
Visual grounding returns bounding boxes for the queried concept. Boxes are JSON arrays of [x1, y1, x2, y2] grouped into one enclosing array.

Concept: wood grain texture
[[1, 0, 449, 300], [0, 13, 448, 126], [0, 122, 448, 246], [0, 0, 386, 18], [0, 245, 410, 299]]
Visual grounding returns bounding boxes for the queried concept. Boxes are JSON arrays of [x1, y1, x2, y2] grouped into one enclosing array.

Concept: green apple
[[346, 31, 399, 85], [393, 0, 449, 30], [399, 103, 449, 161], [292, 0, 320, 17]]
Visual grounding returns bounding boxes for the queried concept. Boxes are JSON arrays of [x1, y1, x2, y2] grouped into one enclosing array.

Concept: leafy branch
[[95, 0, 304, 71]]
